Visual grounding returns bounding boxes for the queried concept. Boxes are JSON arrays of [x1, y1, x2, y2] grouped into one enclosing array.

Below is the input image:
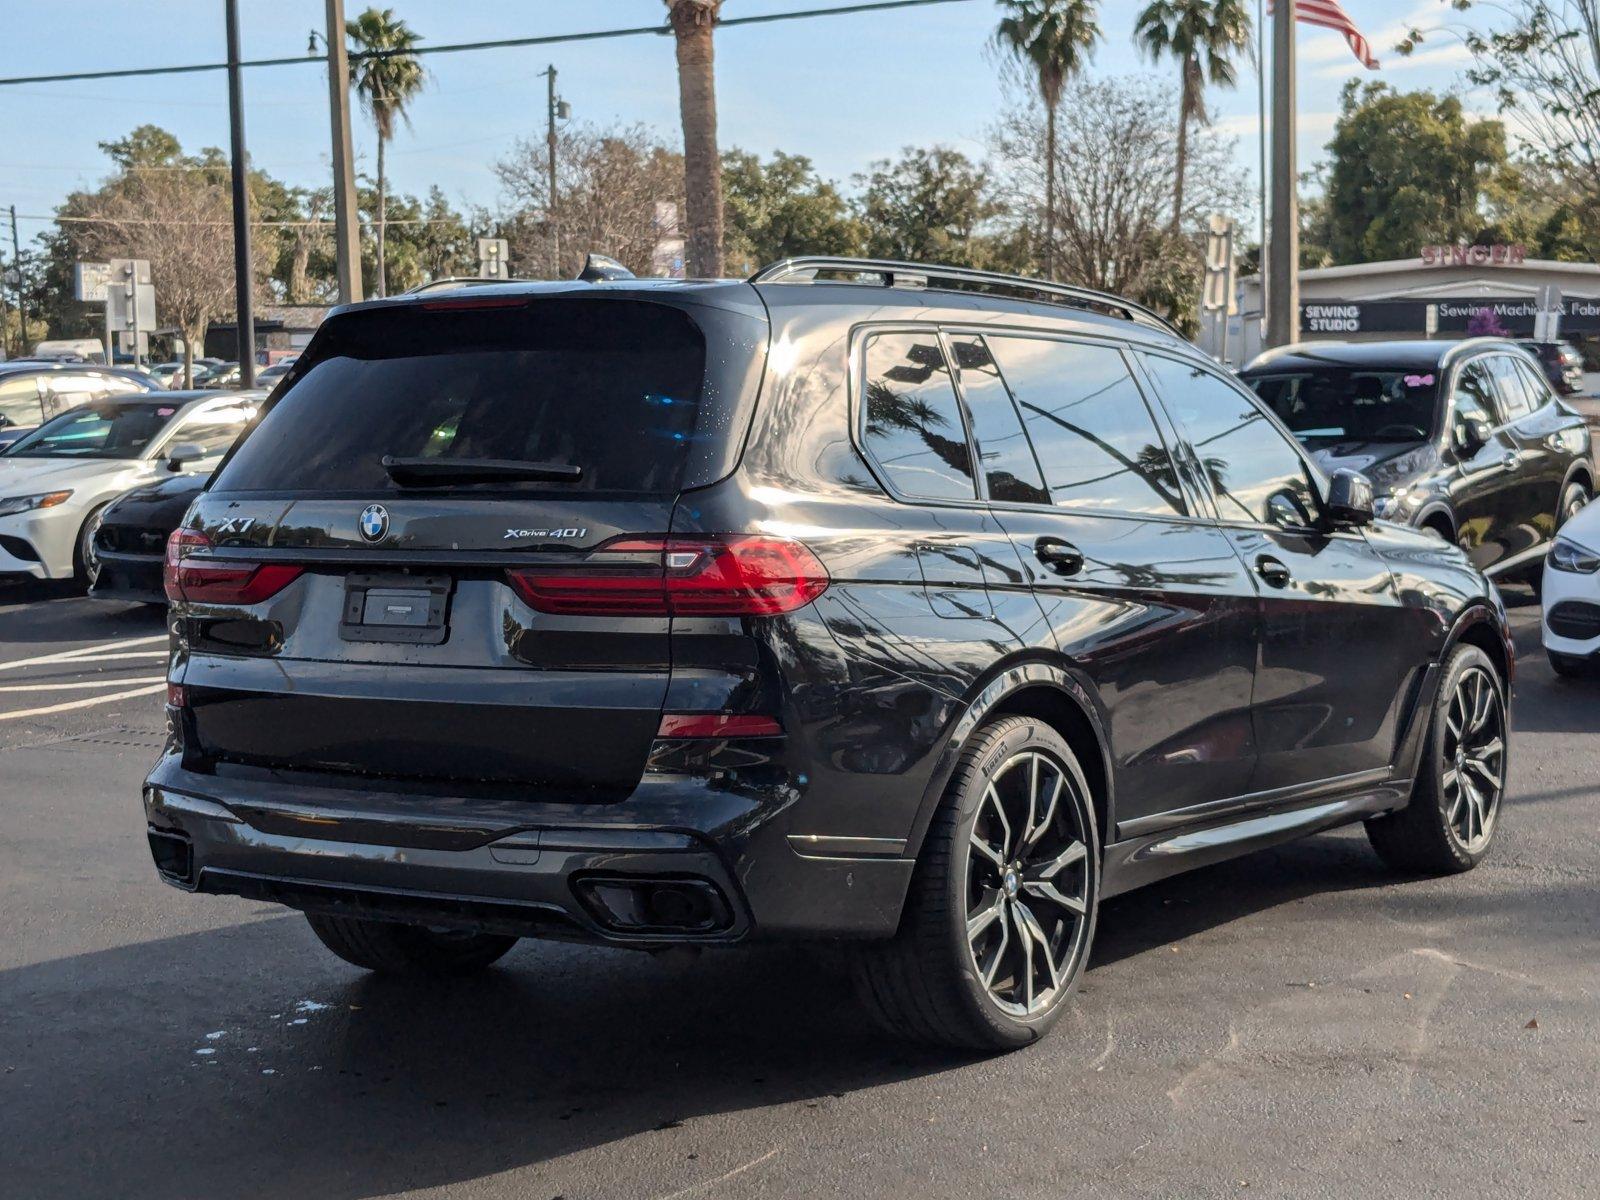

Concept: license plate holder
[[340, 573, 452, 644]]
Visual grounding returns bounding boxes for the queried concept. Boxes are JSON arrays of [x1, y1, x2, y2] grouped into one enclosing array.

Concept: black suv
[[1243, 340, 1592, 585], [145, 260, 1514, 1051]]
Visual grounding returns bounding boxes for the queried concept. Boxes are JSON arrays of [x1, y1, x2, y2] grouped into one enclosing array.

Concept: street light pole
[[1266, 0, 1299, 349], [324, 0, 364, 305], [540, 64, 562, 278], [225, 0, 257, 387]]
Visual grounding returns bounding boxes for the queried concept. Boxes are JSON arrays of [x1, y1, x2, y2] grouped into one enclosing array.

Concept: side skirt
[[1100, 779, 1411, 899]]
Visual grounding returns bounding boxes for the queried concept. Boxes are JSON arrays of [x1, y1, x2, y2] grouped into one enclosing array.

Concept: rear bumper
[[89, 550, 166, 604], [142, 753, 915, 943]]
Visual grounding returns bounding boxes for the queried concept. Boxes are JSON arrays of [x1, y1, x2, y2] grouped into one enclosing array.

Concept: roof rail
[[750, 256, 1182, 337]]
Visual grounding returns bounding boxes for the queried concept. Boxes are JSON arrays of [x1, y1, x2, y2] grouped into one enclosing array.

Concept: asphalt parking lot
[[2, 579, 1596, 1200]]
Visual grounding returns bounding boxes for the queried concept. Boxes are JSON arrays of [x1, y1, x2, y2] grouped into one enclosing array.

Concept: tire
[[1558, 480, 1590, 531], [74, 505, 108, 588], [1548, 650, 1593, 679], [305, 913, 517, 975], [1366, 644, 1508, 874], [851, 715, 1100, 1052]]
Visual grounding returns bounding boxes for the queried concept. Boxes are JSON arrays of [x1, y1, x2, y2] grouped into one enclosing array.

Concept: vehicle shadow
[[6, 829, 1419, 1200], [0, 580, 163, 646]]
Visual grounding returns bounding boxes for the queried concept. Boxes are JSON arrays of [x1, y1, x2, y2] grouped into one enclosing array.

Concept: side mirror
[[1454, 414, 1493, 457], [1325, 469, 1375, 528], [165, 442, 206, 471]]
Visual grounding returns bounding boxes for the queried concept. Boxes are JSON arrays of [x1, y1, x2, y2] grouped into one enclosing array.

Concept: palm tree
[[994, 0, 1101, 280], [346, 7, 426, 297], [1133, 0, 1251, 235], [664, 1, 724, 277]]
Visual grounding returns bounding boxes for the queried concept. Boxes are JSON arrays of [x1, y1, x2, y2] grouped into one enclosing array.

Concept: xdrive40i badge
[[504, 526, 588, 540]]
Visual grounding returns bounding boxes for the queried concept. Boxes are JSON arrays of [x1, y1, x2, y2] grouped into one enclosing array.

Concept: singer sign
[[1420, 243, 1527, 267]]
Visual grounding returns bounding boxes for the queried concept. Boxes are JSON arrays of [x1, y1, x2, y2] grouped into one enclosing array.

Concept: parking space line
[[0, 683, 167, 721], [0, 635, 168, 672], [0, 676, 166, 694]]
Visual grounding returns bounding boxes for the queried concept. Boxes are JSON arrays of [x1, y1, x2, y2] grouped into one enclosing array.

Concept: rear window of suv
[[213, 298, 717, 496]]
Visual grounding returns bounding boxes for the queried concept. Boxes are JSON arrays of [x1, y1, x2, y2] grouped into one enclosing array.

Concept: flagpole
[[1266, 0, 1299, 349]]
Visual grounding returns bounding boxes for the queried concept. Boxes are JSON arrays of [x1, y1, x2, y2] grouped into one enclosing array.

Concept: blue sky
[[2, 1, 1481, 247]]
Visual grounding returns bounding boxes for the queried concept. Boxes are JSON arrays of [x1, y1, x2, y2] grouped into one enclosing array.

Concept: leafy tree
[[42, 126, 282, 384], [664, 0, 725, 276], [495, 121, 684, 278], [1322, 82, 1509, 263], [1401, 2, 1600, 218], [346, 7, 427, 297], [721, 150, 860, 272], [990, 75, 1246, 330], [994, 0, 1101, 278], [1133, 0, 1252, 234], [854, 147, 1010, 269]]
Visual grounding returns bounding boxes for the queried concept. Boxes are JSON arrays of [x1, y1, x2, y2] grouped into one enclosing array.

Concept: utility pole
[[539, 65, 569, 278], [1266, 0, 1299, 349], [225, 0, 256, 387], [324, 0, 364, 305], [9, 205, 28, 357]]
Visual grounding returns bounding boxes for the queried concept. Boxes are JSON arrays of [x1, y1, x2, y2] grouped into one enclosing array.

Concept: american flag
[[1267, 0, 1380, 70]]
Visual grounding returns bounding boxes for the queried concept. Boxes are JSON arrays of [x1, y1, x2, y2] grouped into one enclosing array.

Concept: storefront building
[[1223, 246, 1600, 370]]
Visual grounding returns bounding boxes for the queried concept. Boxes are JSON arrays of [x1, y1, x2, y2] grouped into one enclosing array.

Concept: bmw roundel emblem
[[358, 504, 390, 543]]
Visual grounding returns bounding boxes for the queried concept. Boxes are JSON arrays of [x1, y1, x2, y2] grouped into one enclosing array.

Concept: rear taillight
[[506, 534, 829, 617], [163, 528, 304, 605], [656, 713, 783, 738], [166, 683, 188, 709]]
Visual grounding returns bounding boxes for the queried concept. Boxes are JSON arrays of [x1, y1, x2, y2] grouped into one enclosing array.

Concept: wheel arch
[[903, 659, 1114, 864], [1561, 460, 1592, 497], [1415, 502, 1457, 541], [1444, 600, 1515, 691]]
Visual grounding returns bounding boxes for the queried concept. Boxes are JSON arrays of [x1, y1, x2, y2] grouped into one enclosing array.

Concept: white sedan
[[1542, 496, 1600, 676], [0, 390, 257, 583]]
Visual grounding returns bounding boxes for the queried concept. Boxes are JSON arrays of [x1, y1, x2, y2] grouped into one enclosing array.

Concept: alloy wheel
[[1441, 667, 1505, 853], [1563, 487, 1589, 526], [964, 751, 1092, 1017]]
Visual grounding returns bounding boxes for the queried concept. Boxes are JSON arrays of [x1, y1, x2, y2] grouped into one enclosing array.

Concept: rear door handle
[[1255, 554, 1292, 588], [1034, 537, 1084, 576]]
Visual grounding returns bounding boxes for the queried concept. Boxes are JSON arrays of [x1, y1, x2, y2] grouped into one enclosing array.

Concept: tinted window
[[860, 332, 976, 501], [215, 300, 708, 496], [166, 403, 255, 457], [948, 335, 1047, 505], [1453, 361, 1497, 426], [6, 401, 174, 459], [1512, 357, 1554, 409], [1248, 368, 1438, 447], [1143, 354, 1317, 528], [988, 337, 1185, 516], [1486, 355, 1535, 420]]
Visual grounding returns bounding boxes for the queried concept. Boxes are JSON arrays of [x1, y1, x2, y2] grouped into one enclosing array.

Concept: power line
[[0, 1, 974, 88]]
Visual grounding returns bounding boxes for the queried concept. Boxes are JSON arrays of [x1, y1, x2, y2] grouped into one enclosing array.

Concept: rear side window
[[214, 300, 712, 496], [947, 335, 1048, 505], [1142, 354, 1317, 529], [988, 337, 1186, 516], [859, 332, 976, 500]]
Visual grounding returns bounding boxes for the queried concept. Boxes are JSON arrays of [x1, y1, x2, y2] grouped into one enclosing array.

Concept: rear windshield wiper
[[381, 456, 584, 487]]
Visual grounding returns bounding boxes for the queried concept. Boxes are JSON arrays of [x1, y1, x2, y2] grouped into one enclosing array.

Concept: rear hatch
[[174, 288, 767, 798]]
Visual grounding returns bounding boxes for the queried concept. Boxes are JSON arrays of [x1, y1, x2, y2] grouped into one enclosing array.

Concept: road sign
[[74, 261, 111, 303], [115, 330, 150, 357], [1535, 284, 1563, 342], [477, 238, 510, 280], [107, 259, 155, 333]]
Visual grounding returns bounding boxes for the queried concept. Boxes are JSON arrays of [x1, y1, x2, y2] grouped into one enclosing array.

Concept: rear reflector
[[164, 528, 304, 605], [506, 534, 829, 617], [656, 713, 783, 739]]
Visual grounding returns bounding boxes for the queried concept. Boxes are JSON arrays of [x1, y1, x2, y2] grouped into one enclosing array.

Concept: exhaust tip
[[147, 828, 194, 885], [573, 876, 732, 935]]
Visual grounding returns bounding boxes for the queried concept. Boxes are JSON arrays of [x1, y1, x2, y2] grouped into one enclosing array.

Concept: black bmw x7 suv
[[145, 259, 1514, 1051]]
